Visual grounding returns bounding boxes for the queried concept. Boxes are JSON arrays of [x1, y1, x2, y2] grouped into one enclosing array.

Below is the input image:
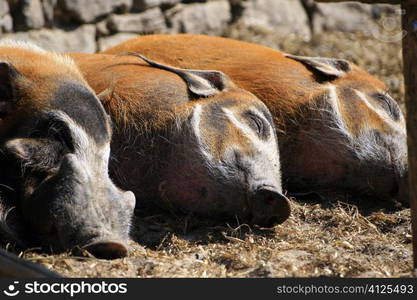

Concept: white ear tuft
[[120, 52, 232, 98], [286, 54, 351, 78]]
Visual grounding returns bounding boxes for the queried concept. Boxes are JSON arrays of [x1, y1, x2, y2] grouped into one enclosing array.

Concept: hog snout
[[248, 186, 291, 227], [83, 240, 128, 259]]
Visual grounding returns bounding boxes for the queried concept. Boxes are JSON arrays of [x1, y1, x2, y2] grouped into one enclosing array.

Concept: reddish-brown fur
[[0, 46, 87, 136], [102, 35, 383, 130], [70, 53, 191, 131], [70, 52, 290, 224], [69, 53, 258, 194], [102, 34, 407, 198], [1, 44, 136, 257]]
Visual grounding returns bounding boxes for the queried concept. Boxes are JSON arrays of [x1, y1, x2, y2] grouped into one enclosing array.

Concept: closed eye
[[372, 92, 401, 121], [244, 111, 270, 139], [250, 114, 263, 134], [30, 116, 75, 153]]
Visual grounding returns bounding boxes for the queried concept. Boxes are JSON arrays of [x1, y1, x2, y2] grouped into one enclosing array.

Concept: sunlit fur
[[0, 42, 134, 254], [0, 41, 86, 243], [0, 41, 88, 136], [70, 53, 289, 224], [0, 39, 78, 72], [102, 34, 407, 200]]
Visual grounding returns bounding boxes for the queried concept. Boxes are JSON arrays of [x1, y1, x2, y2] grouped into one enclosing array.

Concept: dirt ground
[[2, 27, 413, 278]]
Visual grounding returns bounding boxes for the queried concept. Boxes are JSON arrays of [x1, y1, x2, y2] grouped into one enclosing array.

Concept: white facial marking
[[325, 84, 351, 138], [49, 110, 110, 178], [221, 107, 274, 150], [355, 90, 386, 118], [323, 86, 383, 159], [354, 89, 404, 127], [222, 107, 282, 187], [190, 103, 283, 189], [191, 104, 213, 161], [355, 89, 406, 146]]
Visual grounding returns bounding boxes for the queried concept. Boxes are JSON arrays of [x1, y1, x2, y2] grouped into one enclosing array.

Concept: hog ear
[[0, 61, 21, 119], [122, 52, 232, 97], [285, 54, 351, 78], [4, 138, 52, 162]]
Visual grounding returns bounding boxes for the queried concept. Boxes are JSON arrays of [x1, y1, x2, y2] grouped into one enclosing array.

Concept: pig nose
[[84, 241, 128, 259], [250, 187, 291, 227], [255, 188, 286, 206]]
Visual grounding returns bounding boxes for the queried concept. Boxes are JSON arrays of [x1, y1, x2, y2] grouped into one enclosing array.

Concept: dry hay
[[1, 29, 411, 277], [4, 194, 412, 278]]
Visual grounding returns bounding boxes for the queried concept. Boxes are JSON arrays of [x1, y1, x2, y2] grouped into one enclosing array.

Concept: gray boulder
[[0, 0, 12, 33], [0, 24, 97, 53], [59, 0, 133, 23], [166, 0, 231, 35], [0, 0, 9, 16], [0, 14, 12, 33], [237, 0, 311, 40], [14, 0, 45, 30], [133, 0, 181, 12], [98, 32, 138, 51], [96, 19, 110, 36], [313, 2, 401, 41], [41, 0, 57, 26], [107, 8, 167, 34]]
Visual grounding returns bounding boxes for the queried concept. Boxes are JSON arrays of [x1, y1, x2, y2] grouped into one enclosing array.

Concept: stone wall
[[0, 0, 399, 53]]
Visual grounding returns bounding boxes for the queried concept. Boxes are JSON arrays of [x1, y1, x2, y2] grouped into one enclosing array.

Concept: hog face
[[161, 95, 290, 227], [0, 47, 135, 258]]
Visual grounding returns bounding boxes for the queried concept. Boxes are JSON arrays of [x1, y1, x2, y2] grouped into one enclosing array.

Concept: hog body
[[103, 34, 407, 201], [71, 52, 291, 227]]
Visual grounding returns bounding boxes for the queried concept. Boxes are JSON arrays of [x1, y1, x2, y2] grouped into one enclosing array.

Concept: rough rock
[[0, 0, 402, 56], [0, 1, 12, 33], [237, 0, 311, 40], [133, 0, 181, 12], [0, 0, 9, 16], [98, 33, 138, 51], [0, 14, 12, 33], [41, 0, 57, 26], [14, 0, 45, 30], [0, 24, 97, 53], [166, 0, 231, 35], [313, 2, 401, 40], [96, 19, 110, 36], [107, 8, 167, 34], [114, 0, 134, 13], [59, 0, 133, 23]]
